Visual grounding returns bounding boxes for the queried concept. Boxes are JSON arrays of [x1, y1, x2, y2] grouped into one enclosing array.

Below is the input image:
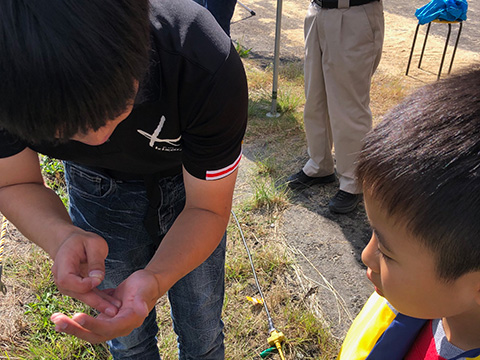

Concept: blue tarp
[[415, 0, 468, 25]]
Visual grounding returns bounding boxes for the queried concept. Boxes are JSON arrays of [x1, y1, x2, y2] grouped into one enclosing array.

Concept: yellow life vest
[[338, 292, 480, 360]]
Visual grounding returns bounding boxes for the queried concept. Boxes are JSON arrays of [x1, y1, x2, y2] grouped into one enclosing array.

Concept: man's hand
[[50, 269, 161, 343], [0, 149, 121, 316], [49, 167, 238, 344], [52, 231, 121, 316]]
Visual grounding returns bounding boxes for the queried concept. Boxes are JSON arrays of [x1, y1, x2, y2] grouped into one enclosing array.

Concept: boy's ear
[[474, 272, 480, 306]]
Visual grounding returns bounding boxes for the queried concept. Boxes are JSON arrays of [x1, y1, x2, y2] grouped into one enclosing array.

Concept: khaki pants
[[302, 0, 384, 194]]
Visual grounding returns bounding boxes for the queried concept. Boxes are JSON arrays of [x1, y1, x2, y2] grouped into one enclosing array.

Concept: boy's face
[[361, 191, 478, 319]]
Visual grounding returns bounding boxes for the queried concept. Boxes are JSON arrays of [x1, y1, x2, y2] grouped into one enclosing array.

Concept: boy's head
[[357, 67, 480, 317], [0, 0, 151, 143]]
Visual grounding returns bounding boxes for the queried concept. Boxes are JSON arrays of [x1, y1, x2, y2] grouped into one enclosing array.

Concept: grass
[[223, 208, 339, 359], [23, 291, 110, 359], [2, 248, 111, 359], [39, 156, 68, 207], [0, 53, 415, 359], [247, 159, 290, 212], [234, 38, 253, 58]]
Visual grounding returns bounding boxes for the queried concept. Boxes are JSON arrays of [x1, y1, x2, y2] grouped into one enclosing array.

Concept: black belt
[[312, 0, 379, 8]]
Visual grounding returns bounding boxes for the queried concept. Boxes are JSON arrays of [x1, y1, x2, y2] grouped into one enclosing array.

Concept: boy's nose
[[361, 233, 380, 273]]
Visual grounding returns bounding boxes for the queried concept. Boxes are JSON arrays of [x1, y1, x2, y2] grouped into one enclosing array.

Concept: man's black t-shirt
[[0, 0, 248, 181]]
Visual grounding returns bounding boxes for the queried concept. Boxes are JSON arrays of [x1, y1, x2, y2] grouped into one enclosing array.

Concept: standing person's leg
[[205, 0, 237, 36], [322, 1, 384, 195], [287, 3, 335, 189], [302, 3, 335, 179], [192, 0, 207, 5]]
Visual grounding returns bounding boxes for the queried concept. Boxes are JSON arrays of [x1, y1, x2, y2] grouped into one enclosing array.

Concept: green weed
[[276, 88, 303, 114], [22, 281, 110, 359], [255, 157, 278, 177], [39, 155, 68, 207], [234, 39, 252, 58], [39, 156, 64, 178], [249, 177, 289, 211]]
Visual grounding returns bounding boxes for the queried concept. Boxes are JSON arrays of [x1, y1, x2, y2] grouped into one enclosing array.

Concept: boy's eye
[[378, 248, 392, 261], [370, 228, 394, 261]]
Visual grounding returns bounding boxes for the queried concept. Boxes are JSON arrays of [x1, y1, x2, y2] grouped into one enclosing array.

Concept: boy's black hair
[[0, 0, 150, 143], [357, 66, 480, 281]]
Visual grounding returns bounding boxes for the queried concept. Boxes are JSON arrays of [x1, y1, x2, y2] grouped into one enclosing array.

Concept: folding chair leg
[[437, 23, 452, 80], [418, 22, 432, 69], [448, 21, 462, 75], [405, 20, 463, 80], [406, 23, 420, 76]]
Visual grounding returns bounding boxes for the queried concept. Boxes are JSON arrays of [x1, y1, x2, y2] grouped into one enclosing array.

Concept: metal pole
[[266, 0, 283, 118]]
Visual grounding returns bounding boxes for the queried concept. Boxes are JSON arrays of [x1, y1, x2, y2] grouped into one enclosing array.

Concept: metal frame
[[406, 20, 463, 81], [237, 1, 256, 16]]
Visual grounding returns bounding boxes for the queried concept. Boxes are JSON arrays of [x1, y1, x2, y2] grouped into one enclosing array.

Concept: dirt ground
[[231, 0, 479, 339]]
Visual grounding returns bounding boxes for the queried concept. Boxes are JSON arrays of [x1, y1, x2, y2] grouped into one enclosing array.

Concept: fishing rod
[[0, 216, 8, 295]]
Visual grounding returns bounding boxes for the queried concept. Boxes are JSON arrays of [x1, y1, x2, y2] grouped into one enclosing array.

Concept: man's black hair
[[0, 0, 150, 143], [357, 66, 480, 281]]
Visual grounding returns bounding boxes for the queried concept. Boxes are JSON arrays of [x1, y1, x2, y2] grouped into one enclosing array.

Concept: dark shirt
[[0, 0, 248, 180]]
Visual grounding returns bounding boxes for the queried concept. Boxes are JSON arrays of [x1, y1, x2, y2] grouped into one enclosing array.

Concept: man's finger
[[72, 312, 138, 338], [51, 310, 141, 343], [51, 313, 106, 344], [54, 270, 99, 294], [62, 289, 120, 316], [92, 288, 122, 310], [84, 236, 108, 286]]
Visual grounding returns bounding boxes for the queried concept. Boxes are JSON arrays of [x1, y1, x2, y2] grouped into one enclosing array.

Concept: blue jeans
[[64, 162, 226, 360], [193, 0, 237, 36]]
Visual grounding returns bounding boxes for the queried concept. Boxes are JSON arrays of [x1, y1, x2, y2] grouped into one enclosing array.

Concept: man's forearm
[[0, 182, 76, 258], [145, 206, 229, 297]]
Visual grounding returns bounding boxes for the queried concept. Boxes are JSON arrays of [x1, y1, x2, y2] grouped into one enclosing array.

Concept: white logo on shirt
[[137, 116, 181, 148]]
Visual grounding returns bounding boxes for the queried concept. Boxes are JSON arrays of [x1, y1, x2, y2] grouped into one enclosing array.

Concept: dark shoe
[[328, 190, 362, 213], [286, 170, 336, 189]]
